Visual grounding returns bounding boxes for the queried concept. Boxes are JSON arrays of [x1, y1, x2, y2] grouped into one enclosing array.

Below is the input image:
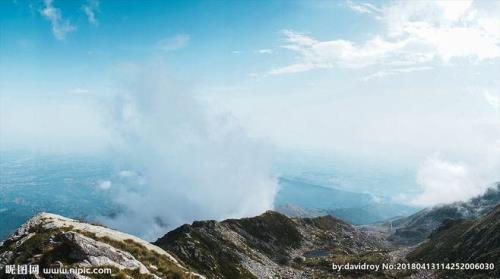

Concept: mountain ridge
[[1, 184, 499, 278], [0, 213, 204, 279], [154, 210, 388, 278], [362, 183, 500, 245], [408, 204, 500, 277]]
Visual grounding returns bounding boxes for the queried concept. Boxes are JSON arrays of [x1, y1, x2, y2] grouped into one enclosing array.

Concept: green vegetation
[[408, 205, 500, 278], [0, 221, 193, 279], [407, 219, 474, 262], [225, 211, 302, 260], [157, 226, 257, 279], [76, 230, 192, 279]]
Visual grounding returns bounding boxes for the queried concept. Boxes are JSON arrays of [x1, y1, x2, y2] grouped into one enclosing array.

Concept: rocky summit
[[154, 211, 405, 278], [0, 213, 203, 279]]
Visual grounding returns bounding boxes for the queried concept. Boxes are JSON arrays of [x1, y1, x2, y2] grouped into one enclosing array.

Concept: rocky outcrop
[[155, 211, 387, 278], [3, 204, 499, 278], [0, 213, 204, 279], [60, 231, 149, 273]]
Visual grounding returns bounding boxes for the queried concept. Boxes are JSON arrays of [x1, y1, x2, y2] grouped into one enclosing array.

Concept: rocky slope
[[154, 211, 398, 278], [0, 213, 203, 279], [362, 183, 500, 245], [2, 204, 499, 278], [1, 211, 401, 278], [408, 204, 500, 278]]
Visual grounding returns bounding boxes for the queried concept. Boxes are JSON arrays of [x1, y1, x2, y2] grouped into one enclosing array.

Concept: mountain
[[2, 211, 397, 278], [154, 211, 391, 278], [407, 204, 500, 278], [0, 213, 203, 279], [364, 183, 500, 245], [275, 177, 417, 224], [2, 208, 499, 278]]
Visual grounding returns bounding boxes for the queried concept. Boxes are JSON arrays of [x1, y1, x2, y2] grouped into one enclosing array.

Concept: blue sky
[[1, 0, 500, 206], [0, 0, 381, 92]]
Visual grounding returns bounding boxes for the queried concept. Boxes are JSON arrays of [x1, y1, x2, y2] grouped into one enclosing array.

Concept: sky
[[1, 0, 500, 208]]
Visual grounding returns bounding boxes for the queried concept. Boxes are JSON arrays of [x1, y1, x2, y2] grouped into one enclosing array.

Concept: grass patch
[[76, 231, 192, 279]]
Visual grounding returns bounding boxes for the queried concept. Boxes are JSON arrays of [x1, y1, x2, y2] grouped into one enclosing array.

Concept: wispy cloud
[[269, 30, 409, 74], [39, 0, 76, 40], [346, 0, 381, 15], [156, 34, 190, 51], [269, 62, 314, 75], [362, 66, 433, 81], [257, 49, 273, 54], [82, 0, 100, 26], [232, 49, 273, 55], [271, 1, 500, 76]]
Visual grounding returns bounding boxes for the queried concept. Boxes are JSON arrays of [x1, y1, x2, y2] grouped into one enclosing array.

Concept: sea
[[0, 150, 419, 240], [0, 151, 119, 240]]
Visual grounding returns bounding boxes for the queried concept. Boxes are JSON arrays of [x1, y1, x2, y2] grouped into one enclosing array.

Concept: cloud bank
[[101, 65, 277, 240], [0, 98, 109, 153], [271, 0, 500, 75], [413, 142, 500, 206]]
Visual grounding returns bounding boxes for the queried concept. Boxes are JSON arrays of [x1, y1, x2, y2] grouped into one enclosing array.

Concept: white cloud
[[82, 0, 100, 26], [232, 49, 273, 55], [484, 90, 500, 109], [362, 66, 433, 81], [39, 0, 76, 40], [346, 0, 381, 15], [437, 1, 473, 21], [100, 65, 277, 240], [269, 62, 314, 75], [269, 31, 411, 74], [98, 180, 112, 190], [282, 29, 316, 46], [412, 149, 500, 206], [379, 0, 500, 60], [258, 49, 273, 54], [271, 1, 500, 76], [413, 158, 478, 206], [118, 170, 137, 177], [156, 34, 190, 51]]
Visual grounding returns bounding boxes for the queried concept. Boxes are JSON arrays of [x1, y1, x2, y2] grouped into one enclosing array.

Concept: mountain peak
[[155, 210, 385, 278], [0, 213, 204, 279]]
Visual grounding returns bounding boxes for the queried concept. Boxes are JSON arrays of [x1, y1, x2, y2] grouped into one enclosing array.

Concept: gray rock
[[60, 231, 149, 274], [0, 250, 13, 269]]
